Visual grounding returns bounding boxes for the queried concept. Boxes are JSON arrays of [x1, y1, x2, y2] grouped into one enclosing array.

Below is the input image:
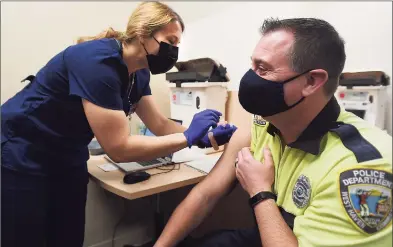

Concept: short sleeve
[[250, 115, 270, 160], [64, 45, 126, 110], [250, 117, 257, 153], [138, 68, 152, 97], [142, 83, 152, 96], [294, 163, 393, 247]]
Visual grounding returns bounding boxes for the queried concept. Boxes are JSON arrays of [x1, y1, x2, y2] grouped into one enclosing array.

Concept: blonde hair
[[77, 1, 185, 44]]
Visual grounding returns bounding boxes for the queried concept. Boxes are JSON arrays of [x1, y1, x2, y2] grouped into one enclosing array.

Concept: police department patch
[[339, 168, 392, 234], [253, 115, 266, 126], [292, 175, 312, 208]]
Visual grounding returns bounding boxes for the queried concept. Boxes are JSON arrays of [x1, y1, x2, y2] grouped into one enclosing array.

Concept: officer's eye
[[256, 67, 268, 76]]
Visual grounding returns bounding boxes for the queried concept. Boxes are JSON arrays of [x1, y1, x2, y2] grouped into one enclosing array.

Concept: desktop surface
[[87, 154, 208, 200]]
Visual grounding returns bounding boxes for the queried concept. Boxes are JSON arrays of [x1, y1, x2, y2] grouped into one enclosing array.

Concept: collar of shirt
[[266, 97, 341, 155]]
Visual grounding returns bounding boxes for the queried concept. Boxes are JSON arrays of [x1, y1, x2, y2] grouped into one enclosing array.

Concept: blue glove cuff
[[183, 131, 193, 148]]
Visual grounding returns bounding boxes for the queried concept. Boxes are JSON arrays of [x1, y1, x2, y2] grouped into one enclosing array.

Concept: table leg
[[154, 193, 165, 241], [124, 194, 164, 247]]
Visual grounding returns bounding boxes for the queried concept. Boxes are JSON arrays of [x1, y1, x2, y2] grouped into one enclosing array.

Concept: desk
[[88, 153, 221, 246], [87, 154, 212, 200]]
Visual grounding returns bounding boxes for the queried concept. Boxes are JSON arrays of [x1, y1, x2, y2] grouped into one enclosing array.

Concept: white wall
[[0, 1, 237, 104], [178, 1, 393, 134], [1, 2, 134, 103]]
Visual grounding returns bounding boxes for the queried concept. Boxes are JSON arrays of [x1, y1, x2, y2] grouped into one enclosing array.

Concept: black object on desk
[[165, 58, 230, 86], [339, 71, 390, 88], [123, 171, 151, 184]]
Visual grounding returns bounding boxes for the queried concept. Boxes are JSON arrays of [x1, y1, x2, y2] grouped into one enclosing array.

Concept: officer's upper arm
[[295, 163, 392, 247], [195, 127, 251, 200]]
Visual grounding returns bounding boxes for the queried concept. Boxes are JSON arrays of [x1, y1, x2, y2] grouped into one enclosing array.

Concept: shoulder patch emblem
[[253, 115, 266, 126], [339, 168, 392, 234], [293, 175, 312, 208]]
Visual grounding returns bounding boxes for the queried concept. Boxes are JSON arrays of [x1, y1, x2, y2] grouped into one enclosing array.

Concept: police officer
[[1, 2, 236, 247], [154, 18, 392, 247]]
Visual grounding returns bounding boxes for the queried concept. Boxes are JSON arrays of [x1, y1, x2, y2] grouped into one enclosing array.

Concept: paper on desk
[[185, 154, 222, 174], [98, 163, 119, 172], [172, 147, 207, 163]]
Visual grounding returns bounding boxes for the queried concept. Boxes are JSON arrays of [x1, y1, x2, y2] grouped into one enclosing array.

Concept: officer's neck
[[266, 94, 329, 145], [121, 40, 149, 74]]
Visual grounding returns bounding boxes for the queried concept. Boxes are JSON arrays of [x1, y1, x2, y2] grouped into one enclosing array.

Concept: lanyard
[[116, 39, 136, 120]]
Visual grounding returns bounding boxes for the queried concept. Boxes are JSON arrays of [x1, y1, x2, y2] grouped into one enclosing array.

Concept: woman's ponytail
[[76, 2, 185, 45], [76, 27, 125, 44]]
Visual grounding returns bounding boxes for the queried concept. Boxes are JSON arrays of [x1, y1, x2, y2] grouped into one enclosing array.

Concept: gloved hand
[[183, 109, 222, 148], [197, 123, 238, 149]]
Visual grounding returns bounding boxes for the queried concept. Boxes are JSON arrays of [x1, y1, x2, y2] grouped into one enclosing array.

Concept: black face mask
[[143, 37, 178, 75], [238, 69, 311, 117]]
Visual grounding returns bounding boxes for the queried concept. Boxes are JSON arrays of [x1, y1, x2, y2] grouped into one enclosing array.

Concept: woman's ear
[[302, 69, 329, 97], [138, 36, 145, 45]]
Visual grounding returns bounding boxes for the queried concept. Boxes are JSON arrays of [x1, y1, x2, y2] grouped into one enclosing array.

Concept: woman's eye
[[165, 38, 175, 45]]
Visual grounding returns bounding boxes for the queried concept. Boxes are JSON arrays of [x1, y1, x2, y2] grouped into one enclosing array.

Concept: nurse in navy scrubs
[[1, 2, 236, 247]]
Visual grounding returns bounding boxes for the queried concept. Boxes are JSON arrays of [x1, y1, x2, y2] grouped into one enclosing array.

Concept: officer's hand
[[197, 123, 238, 149], [235, 146, 275, 197], [183, 109, 222, 148]]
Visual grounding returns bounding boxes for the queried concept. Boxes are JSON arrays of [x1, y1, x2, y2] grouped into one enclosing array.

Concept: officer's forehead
[[251, 30, 294, 69]]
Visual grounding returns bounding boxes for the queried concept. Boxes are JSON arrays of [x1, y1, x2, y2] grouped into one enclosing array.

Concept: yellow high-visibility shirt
[[250, 98, 392, 247]]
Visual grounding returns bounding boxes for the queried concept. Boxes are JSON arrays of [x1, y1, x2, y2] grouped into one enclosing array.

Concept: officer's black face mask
[[238, 69, 311, 117], [143, 37, 178, 75]]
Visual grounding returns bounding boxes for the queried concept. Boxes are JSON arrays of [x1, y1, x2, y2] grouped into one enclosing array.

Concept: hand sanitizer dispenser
[[168, 82, 228, 127], [166, 58, 230, 153]]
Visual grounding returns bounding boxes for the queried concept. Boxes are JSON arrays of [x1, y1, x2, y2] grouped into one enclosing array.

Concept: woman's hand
[[197, 123, 238, 148], [183, 109, 222, 147], [236, 147, 275, 197]]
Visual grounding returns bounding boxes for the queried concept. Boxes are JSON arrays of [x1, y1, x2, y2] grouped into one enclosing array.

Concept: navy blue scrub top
[[1, 38, 151, 175]]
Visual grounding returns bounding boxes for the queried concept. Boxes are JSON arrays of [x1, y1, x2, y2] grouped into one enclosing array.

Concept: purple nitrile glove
[[183, 109, 222, 148], [197, 124, 238, 149]]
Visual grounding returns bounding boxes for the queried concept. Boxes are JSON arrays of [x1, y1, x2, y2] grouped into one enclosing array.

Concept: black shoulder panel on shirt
[[330, 122, 382, 163], [279, 206, 295, 230]]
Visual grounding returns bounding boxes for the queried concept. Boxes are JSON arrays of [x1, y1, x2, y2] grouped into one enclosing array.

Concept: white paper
[[97, 163, 119, 172], [172, 147, 207, 163], [185, 155, 222, 174], [179, 91, 193, 106]]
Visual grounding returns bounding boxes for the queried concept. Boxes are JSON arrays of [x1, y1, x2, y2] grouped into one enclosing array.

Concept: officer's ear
[[302, 69, 329, 97]]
